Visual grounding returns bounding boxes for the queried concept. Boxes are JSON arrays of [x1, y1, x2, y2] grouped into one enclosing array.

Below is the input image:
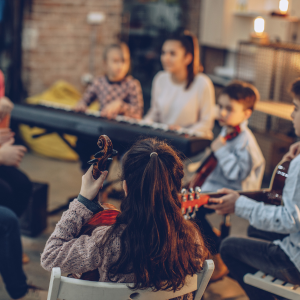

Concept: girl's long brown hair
[[103, 138, 208, 291], [165, 31, 202, 90]]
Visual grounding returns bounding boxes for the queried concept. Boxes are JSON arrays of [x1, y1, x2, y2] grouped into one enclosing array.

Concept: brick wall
[[181, 0, 202, 37], [22, 0, 123, 96]]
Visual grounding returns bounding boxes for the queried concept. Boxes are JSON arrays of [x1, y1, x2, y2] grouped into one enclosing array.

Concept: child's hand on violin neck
[[80, 165, 108, 200], [211, 135, 226, 152], [205, 188, 240, 215]]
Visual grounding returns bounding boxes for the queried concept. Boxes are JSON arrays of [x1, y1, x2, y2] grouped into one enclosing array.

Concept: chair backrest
[[47, 259, 214, 300], [244, 271, 300, 300]]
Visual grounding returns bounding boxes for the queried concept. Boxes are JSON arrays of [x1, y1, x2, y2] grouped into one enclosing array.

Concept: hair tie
[[150, 152, 158, 157]]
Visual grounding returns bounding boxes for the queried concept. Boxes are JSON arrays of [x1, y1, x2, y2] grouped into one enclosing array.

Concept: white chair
[[47, 259, 214, 300], [244, 270, 300, 300]]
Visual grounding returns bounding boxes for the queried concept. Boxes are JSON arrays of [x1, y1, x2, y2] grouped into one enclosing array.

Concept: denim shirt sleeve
[[235, 155, 300, 234], [214, 141, 252, 182]]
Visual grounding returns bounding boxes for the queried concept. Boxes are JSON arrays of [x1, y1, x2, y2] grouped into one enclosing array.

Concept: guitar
[[181, 160, 290, 220], [189, 125, 241, 189]]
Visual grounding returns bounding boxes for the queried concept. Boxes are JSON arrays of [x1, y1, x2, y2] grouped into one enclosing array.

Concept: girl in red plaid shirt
[[74, 43, 144, 171], [74, 43, 143, 120]]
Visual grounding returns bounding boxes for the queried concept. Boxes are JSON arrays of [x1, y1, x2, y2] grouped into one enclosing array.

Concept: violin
[[87, 134, 118, 180], [70, 134, 119, 281], [189, 125, 241, 189]]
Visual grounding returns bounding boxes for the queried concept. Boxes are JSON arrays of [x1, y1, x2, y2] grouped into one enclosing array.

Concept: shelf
[[233, 11, 300, 22], [255, 101, 293, 120], [233, 11, 266, 18]]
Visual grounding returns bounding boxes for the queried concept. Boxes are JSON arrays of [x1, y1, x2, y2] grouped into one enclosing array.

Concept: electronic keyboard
[[11, 102, 211, 157]]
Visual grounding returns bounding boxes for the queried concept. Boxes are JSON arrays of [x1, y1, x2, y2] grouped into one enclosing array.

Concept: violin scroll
[[87, 135, 118, 180]]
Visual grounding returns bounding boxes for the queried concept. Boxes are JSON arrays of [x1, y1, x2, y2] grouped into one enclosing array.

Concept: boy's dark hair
[[222, 81, 260, 111], [103, 42, 130, 61], [290, 78, 300, 100], [101, 138, 208, 292]]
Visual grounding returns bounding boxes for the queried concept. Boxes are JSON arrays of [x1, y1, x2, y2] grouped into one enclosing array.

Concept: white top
[[144, 71, 215, 139]]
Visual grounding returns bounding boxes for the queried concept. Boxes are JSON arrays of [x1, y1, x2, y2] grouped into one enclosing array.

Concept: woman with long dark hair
[[41, 138, 208, 298], [144, 32, 215, 139]]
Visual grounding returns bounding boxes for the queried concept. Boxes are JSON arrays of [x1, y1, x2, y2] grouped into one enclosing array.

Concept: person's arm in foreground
[[206, 163, 300, 234], [0, 139, 26, 167], [41, 167, 108, 273]]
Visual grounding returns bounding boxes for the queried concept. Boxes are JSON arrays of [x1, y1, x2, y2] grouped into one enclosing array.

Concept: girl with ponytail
[[41, 138, 209, 298], [144, 32, 215, 140]]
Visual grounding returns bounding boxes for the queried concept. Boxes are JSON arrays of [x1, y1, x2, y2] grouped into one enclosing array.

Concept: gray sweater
[[41, 199, 204, 300]]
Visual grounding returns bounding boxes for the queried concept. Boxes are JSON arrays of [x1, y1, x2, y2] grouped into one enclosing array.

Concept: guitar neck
[[207, 189, 282, 206], [182, 159, 289, 216]]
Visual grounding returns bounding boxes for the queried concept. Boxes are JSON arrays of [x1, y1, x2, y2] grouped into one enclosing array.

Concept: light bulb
[[279, 0, 289, 13], [254, 17, 265, 34]]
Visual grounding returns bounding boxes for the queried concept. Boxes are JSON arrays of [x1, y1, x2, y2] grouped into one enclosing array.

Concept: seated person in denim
[[211, 78, 300, 300]]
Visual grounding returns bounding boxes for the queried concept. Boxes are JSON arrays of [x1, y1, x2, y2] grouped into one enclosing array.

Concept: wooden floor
[[0, 152, 249, 300]]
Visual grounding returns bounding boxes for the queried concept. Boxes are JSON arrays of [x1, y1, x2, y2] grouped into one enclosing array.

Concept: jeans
[[220, 226, 300, 300], [0, 166, 32, 217], [194, 206, 220, 255], [0, 206, 28, 299]]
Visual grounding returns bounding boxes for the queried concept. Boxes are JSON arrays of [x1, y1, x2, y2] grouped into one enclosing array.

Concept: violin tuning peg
[[181, 188, 187, 194], [87, 158, 98, 164], [112, 149, 118, 156], [94, 151, 104, 158], [189, 187, 194, 193]]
